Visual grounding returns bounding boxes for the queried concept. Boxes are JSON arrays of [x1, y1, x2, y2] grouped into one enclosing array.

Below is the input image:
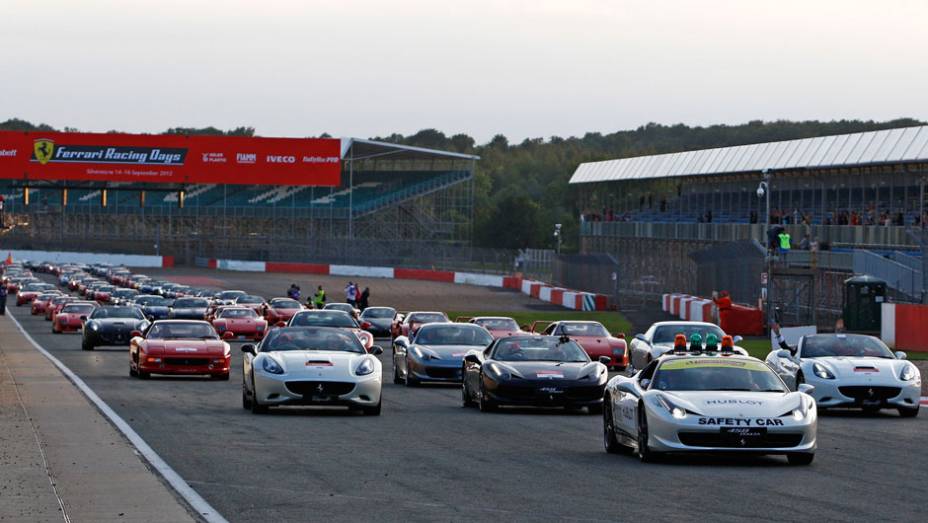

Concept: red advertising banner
[[0, 131, 342, 186]]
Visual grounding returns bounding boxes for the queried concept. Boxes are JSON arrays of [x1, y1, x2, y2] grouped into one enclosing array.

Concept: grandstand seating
[[0, 170, 470, 217]]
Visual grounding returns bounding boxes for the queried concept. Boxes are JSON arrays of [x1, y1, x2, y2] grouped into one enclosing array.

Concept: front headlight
[[656, 394, 688, 419], [583, 365, 607, 381], [812, 362, 834, 379], [355, 358, 375, 376], [900, 364, 919, 382], [484, 362, 511, 381], [261, 357, 284, 375], [410, 346, 436, 360], [88, 321, 100, 331]]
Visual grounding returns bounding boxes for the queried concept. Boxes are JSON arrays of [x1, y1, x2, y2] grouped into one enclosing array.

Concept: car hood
[[143, 339, 228, 357], [496, 360, 599, 381], [92, 318, 146, 328], [801, 357, 906, 380], [658, 390, 800, 417], [415, 344, 485, 360], [488, 329, 528, 338], [172, 308, 207, 316], [263, 350, 373, 379]]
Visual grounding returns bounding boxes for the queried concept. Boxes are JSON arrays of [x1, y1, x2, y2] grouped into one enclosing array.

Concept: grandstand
[[569, 125, 928, 322], [0, 138, 485, 267]]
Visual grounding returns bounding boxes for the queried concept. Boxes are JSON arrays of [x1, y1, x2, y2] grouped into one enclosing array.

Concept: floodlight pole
[[348, 147, 354, 240], [760, 169, 773, 327], [921, 177, 926, 303]]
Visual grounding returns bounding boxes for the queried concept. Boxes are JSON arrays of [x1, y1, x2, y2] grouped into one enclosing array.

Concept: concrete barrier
[[6, 249, 172, 268], [882, 302, 928, 352]]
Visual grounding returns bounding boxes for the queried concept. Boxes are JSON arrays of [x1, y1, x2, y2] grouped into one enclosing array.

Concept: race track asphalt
[[11, 272, 928, 522]]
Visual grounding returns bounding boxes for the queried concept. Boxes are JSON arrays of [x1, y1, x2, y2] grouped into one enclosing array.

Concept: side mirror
[[615, 333, 626, 339], [393, 337, 408, 349], [798, 383, 815, 395], [775, 349, 792, 359], [598, 355, 612, 365], [79, 315, 87, 321], [639, 378, 651, 389], [634, 333, 647, 343], [369, 345, 384, 356], [895, 351, 907, 360], [130, 330, 142, 338], [732, 335, 743, 344], [222, 331, 235, 340], [241, 344, 257, 355], [616, 381, 640, 396], [361, 321, 372, 330], [464, 353, 481, 365]]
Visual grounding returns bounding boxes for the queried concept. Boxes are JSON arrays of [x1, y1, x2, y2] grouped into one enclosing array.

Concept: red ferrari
[[390, 311, 449, 340], [46, 295, 77, 321], [466, 316, 530, 339], [211, 306, 268, 341], [531, 320, 628, 370], [129, 320, 231, 379], [31, 292, 64, 315], [262, 297, 305, 326], [53, 302, 98, 334], [16, 282, 58, 306]]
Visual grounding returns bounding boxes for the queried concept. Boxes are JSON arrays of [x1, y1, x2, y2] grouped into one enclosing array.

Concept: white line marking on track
[[7, 310, 228, 523]]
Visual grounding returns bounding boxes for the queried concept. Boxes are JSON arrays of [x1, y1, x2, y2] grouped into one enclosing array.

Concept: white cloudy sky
[[2, 0, 925, 142]]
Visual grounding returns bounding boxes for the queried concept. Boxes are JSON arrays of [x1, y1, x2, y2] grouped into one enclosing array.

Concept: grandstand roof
[[343, 138, 480, 161], [569, 125, 928, 185]]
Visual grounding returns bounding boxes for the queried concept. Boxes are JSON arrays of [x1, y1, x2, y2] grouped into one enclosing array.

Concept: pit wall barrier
[[6, 249, 173, 268], [516, 279, 608, 311], [661, 292, 763, 336], [882, 303, 928, 352], [206, 259, 609, 311]]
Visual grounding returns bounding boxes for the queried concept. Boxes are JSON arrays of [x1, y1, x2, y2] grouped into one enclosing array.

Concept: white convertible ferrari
[[603, 352, 817, 464], [766, 332, 921, 417], [241, 326, 383, 415]]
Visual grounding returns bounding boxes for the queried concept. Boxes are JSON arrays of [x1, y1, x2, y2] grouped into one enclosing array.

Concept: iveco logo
[[266, 155, 296, 163]]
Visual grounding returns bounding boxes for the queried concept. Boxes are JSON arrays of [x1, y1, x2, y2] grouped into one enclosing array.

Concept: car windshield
[[493, 337, 589, 362], [407, 313, 446, 324], [174, 298, 208, 308], [237, 295, 263, 304], [137, 296, 170, 307], [90, 307, 145, 320], [559, 322, 609, 337], [24, 283, 53, 291], [261, 328, 364, 353], [476, 318, 520, 331], [801, 334, 895, 359], [361, 308, 395, 319], [146, 322, 218, 340], [219, 308, 257, 318], [652, 358, 787, 392], [270, 299, 301, 309], [326, 304, 354, 313], [114, 290, 137, 297], [652, 324, 726, 344], [218, 291, 246, 300], [62, 304, 94, 314], [290, 312, 357, 328], [416, 325, 493, 346]]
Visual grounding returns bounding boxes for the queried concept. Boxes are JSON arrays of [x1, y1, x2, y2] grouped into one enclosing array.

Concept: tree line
[[2, 117, 922, 251]]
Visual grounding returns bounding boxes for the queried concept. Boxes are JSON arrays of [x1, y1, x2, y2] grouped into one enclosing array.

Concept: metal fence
[[689, 240, 766, 306], [553, 253, 620, 307], [852, 250, 923, 301], [582, 221, 920, 248]]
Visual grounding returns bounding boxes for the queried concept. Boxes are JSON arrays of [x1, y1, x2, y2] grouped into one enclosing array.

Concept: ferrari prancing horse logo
[[33, 139, 55, 165]]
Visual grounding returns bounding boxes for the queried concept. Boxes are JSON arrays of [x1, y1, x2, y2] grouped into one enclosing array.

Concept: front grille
[[678, 432, 804, 448], [495, 385, 537, 399], [164, 358, 210, 366], [285, 381, 355, 397], [425, 367, 460, 379], [839, 386, 900, 401], [565, 385, 605, 401]]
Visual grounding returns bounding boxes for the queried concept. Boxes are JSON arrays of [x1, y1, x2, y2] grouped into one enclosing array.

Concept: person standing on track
[[345, 282, 357, 307], [313, 285, 326, 309], [0, 281, 6, 315], [359, 287, 370, 311]]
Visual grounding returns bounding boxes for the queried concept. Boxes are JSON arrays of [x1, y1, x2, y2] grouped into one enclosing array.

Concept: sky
[[2, 0, 926, 143]]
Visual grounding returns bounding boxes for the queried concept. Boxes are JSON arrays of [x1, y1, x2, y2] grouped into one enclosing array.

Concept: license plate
[[721, 427, 767, 438]]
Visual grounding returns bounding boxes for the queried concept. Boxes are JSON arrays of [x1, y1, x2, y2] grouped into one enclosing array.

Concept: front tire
[[362, 400, 382, 416], [637, 405, 657, 463], [242, 381, 252, 409], [462, 375, 475, 407], [250, 377, 268, 414], [478, 381, 497, 412], [898, 406, 919, 418], [404, 358, 419, 387], [787, 452, 815, 465], [392, 358, 403, 385], [603, 400, 622, 454]]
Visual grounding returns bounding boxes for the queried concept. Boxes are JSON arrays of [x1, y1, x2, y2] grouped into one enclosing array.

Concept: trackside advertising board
[[0, 131, 342, 186]]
